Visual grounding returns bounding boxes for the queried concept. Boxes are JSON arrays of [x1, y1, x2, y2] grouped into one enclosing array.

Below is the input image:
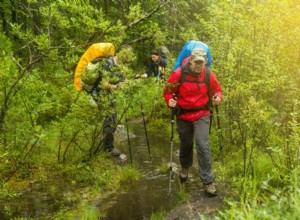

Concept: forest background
[[0, 0, 299, 219]]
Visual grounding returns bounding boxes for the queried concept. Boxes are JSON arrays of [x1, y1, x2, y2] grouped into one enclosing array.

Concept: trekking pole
[[141, 102, 151, 159], [214, 94, 224, 165], [123, 99, 132, 164], [168, 94, 176, 196], [156, 71, 161, 83], [125, 116, 133, 164], [151, 74, 161, 116], [209, 109, 213, 134], [92, 100, 132, 157]]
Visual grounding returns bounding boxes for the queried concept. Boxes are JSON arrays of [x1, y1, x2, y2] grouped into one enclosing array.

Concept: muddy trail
[[164, 182, 229, 219], [0, 121, 229, 219], [107, 122, 229, 219]]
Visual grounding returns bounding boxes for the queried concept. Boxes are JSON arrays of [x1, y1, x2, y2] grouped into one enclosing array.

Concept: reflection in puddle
[[0, 122, 202, 219], [104, 122, 202, 220]]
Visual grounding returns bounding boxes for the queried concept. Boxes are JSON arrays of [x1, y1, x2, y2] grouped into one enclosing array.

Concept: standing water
[[0, 121, 202, 219], [103, 121, 202, 220]]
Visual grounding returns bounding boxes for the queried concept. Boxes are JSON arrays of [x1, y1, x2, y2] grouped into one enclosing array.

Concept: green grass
[[214, 168, 300, 220]]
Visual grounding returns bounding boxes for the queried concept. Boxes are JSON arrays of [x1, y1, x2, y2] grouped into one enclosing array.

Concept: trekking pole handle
[[171, 93, 176, 118], [213, 94, 218, 109], [213, 93, 221, 129], [213, 93, 220, 111], [172, 93, 177, 105]]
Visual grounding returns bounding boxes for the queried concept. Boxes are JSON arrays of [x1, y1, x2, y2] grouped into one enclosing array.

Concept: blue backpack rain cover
[[173, 40, 213, 71]]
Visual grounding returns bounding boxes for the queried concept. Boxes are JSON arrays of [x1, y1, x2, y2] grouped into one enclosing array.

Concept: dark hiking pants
[[176, 115, 215, 185], [103, 113, 116, 151], [102, 101, 117, 151]]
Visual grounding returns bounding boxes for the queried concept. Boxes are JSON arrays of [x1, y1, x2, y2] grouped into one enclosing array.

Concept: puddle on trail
[[103, 122, 202, 220], [0, 178, 79, 219], [0, 122, 202, 219]]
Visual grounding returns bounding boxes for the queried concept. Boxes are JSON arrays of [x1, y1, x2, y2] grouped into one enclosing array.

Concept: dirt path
[[165, 183, 229, 220]]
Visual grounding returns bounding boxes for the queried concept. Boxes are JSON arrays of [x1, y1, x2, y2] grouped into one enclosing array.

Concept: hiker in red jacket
[[164, 48, 222, 196]]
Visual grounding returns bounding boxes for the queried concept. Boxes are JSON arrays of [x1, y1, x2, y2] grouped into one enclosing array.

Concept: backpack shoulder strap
[[179, 70, 185, 84], [176, 65, 210, 97], [204, 67, 213, 133], [179, 62, 190, 83], [204, 66, 211, 95], [204, 67, 214, 113], [174, 62, 189, 96]]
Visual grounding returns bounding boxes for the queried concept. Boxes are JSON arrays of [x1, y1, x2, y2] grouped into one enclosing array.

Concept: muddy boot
[[179, 167, 188, 183], [204, 183, 217, 197]]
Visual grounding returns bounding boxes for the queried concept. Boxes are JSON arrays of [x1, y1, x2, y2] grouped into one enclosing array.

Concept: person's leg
[[102, 113, 116, 151], [102, 102, 120, 156], [176, 119, 194, 168], [98, 94, 120, 156], [193, 115, 215, 185]]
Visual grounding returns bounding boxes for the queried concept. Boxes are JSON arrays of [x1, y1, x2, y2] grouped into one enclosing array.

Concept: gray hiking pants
[[176, 115, 215, 185]]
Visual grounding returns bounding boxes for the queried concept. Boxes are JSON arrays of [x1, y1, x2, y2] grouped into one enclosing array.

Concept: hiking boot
[[204, 183, 217, 197], [106, 148, 121, 157], [179, 167, 188, 183]]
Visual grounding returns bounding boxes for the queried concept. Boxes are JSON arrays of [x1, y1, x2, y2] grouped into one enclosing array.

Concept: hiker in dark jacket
[[135, 49, 167, 80]]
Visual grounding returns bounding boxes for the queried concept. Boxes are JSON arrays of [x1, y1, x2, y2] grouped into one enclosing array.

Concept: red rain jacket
[[164, 66, 222, 122]]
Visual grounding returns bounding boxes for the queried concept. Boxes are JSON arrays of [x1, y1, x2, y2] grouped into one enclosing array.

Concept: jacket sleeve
[[145, 61, 154, 77], [209, 71, 222, 100], [164, 70, 181, 106]]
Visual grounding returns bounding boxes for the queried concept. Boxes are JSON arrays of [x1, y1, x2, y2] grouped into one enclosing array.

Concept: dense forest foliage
[[1, 0, 299, 219]]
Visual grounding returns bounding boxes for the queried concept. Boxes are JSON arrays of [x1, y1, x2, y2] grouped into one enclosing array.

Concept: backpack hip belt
[[175, 102, 212, 115]]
